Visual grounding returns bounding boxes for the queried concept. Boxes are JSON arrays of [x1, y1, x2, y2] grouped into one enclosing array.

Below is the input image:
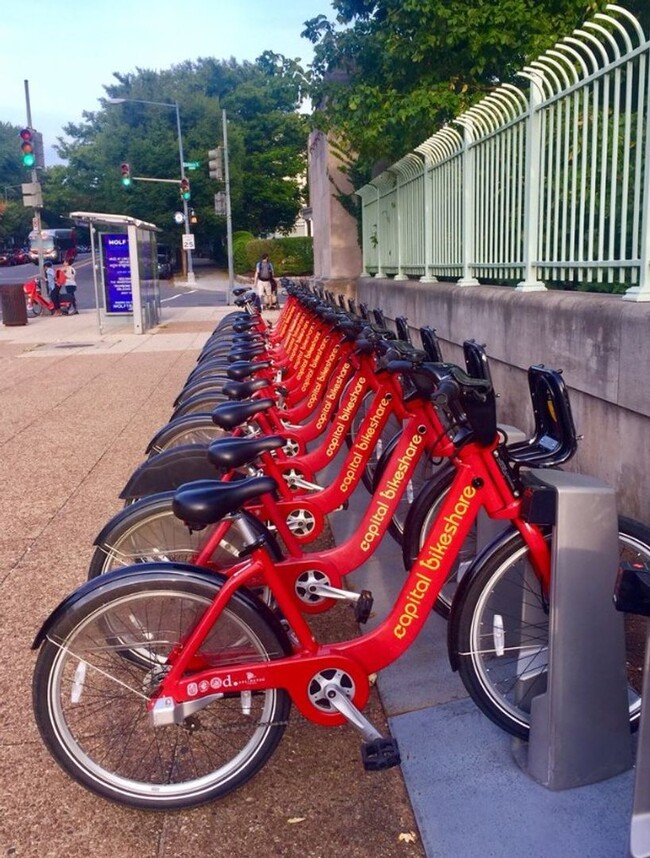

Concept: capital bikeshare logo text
[[337, 391, 391, 492], [393, 483, 477, 640], [360, 432, 424, 552]]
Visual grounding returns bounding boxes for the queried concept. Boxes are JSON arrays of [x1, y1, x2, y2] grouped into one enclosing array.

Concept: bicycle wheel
[[89, 494, 274, 579], [27, 300, 43, 316], [147, 418, 228, 457], [170, 391, 231, 420], [33, 568, 291, 809], [451, 517, 650, 740], [402, 468, 476, 617]]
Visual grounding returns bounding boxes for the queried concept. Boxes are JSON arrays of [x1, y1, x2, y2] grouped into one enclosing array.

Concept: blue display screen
[[102, 234, 132, 313]]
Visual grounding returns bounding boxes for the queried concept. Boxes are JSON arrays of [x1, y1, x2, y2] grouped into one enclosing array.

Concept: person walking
[[253, 253, 279, 310], [62, 259, 78, 314]]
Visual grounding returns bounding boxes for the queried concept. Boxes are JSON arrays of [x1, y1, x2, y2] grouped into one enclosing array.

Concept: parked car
[[157, 244, 173, 280], [0, 250, 16, 266], [12, 250, 30, 265]]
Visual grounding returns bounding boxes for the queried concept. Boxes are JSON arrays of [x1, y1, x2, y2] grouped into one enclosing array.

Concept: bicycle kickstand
[[322, 681, 401, 772]]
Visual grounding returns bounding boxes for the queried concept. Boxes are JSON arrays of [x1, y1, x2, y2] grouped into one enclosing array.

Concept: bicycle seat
[[227, 360, 272, 381], [211, 398, 275, 430], [172, 476, 278, 526], [222, 378, 272, 400], [506, 365, 578, 468], [228, 345, 267, 362], [207, 435, 285, 469]]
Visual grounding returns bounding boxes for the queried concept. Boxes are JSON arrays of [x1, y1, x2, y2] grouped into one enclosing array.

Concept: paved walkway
[[0, 269, 637, 857]]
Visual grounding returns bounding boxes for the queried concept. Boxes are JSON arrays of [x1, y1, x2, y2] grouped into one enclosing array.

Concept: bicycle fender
[[446, 524, 521, 672], [120, 445, 217, 500], [31, 562, 227, 649], [32, 562, 290, 652], [145, 415, 218, 454], [93, 491, 177, 545]]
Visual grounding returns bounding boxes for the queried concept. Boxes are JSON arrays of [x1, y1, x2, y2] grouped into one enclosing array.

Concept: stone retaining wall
[[351, 277, 650, 521]]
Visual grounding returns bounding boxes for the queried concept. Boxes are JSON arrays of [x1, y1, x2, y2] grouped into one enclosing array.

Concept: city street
[[0, 253, 230, 322]]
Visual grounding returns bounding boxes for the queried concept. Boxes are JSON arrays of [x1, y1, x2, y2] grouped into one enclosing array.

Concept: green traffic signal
[[180, 178, 191, 200], [120, 162, 132, 187], [20, 128, 35, 167]]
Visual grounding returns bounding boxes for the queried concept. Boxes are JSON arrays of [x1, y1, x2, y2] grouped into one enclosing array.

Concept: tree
[[55, 55, 310, 254], [0, 122, 39, 247], [304, 0, 649, 184]]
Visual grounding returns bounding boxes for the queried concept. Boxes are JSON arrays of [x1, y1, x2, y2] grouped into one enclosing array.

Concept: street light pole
[[24, 80, 44, 285], [174, 100, 195, 284], [106, 96, 195, 284]]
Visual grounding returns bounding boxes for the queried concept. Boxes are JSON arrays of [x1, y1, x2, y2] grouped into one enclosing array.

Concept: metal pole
[[89, 225, 103, 335], [24, 80, 44, 286], [222, 109, 234, 304], [175, 101, 195, 285]]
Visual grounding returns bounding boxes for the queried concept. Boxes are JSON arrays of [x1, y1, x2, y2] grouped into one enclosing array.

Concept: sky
[[1, 0, 333, 164]]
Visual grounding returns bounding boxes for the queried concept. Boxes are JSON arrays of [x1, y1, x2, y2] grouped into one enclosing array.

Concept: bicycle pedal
[[354, 590, 373, 624], [361, 737, 401, 771]]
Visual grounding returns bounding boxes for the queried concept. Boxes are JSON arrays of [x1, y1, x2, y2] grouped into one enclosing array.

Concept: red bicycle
[[31, 357, 649, 810], [24, 277, 74, 316]]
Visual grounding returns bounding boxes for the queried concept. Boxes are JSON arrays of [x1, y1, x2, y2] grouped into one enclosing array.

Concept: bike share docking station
[[614, 551, 650, 857], [508, 468, 633, 789]]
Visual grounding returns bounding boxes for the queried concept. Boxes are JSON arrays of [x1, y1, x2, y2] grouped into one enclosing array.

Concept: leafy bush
[[236, 236, 313, 276], [232, 231, 256, 273]]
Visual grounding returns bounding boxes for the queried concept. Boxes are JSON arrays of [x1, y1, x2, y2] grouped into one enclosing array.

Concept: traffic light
[[180, 178, 191, 200], [190, 208, 198, 224], [20, 129, 35, 168], [120, 162, 131, 187], [208, 147, 222, 180]]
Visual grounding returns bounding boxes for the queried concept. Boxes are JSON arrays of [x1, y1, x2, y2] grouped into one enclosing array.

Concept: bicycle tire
[[170, 390, 231, 420], [88, 494, 278, 579], [450, 517, 650, 739], [174, 375, 234, 406], [33, 567, 292, 809], [146, 416, 228, 457]]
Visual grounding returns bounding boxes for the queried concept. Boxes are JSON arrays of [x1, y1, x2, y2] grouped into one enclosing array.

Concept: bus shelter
[[70, 211, 161, 335]]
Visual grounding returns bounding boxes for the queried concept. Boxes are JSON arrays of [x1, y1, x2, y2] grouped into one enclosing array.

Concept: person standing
[[62, 259, 78, 314], [44, 262, 61, 316], [253, 253, 278, 310]]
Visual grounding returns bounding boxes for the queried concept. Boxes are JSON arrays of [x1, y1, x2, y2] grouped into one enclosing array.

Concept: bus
[[28, 229, 77, 265]]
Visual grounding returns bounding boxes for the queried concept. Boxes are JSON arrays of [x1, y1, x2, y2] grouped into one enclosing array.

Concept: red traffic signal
[[180, 178, 191, 200], [120, 162, 131, 187], [20, 128, 35, 168]]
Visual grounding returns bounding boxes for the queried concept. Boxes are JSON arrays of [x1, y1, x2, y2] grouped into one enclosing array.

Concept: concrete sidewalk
[[0, 273, 637, 858], [0, 281, 423, 858]]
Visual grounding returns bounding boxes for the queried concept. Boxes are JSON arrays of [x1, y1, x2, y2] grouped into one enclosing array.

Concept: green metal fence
[[357, 4, 650, 301]]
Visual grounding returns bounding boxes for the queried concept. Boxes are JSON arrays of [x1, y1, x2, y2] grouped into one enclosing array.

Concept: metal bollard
[[614, 562, 650, 858], [513, 469, 632, 789]]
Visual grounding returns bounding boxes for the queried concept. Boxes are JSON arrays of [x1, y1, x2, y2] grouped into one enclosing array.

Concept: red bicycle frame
[[151, 427, 551, 727]]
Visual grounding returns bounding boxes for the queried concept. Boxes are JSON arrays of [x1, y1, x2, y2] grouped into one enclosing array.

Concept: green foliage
[[233, 230, 256, 272], [303, 0, 624, 183], [0, 55, 310, 254], [237, 236, 313, 275]]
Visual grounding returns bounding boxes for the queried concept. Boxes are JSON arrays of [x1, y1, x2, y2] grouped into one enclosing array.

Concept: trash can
[[1, 283, 28, 326]]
